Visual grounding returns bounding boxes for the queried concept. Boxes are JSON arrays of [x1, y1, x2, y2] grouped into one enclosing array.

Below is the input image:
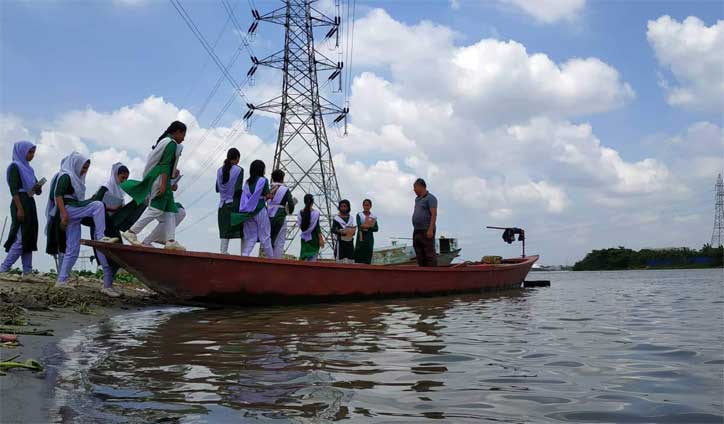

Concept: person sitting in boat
[[412, 178, 437, 267], [45, 152, 117, 293], [120, 121, 186, 251], [298, 194, 324, 261], [332, 199, 355, 264], [354, 199, 378, 264], [267, 169, 295, 259], [1, 141, 42, 281], [231, 159, 274, 257], [216, 148, 244, 254]]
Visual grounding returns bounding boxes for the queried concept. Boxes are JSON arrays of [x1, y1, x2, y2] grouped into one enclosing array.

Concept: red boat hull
[[84, 240, 538, 305]]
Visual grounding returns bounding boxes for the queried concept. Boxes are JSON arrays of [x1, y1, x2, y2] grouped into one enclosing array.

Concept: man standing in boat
[[412, 178, 437, 267]]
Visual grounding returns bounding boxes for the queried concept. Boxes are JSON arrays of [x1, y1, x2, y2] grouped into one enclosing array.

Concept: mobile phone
[[36, 177, 47, 187]]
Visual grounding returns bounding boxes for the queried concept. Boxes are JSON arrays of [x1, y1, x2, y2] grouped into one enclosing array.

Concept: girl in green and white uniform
[[216, 148, 244, 254], [332, 199, 356, 263], [1, 141, 42, 278], [297, 194, 324, 261], [121, 121, 186, 250], [354, 198, 378, 264]]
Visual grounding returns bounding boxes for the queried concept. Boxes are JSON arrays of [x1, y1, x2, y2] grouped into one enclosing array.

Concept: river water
[[52, 269, 723, 423]]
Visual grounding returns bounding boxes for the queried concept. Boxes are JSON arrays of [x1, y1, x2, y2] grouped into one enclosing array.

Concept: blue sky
[[1, 0, 723, 268]]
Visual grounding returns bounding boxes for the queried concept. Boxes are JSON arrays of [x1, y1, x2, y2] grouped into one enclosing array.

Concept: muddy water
[[53, 269, 723, 423]]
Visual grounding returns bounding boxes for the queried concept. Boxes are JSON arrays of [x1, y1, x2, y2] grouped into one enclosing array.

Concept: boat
[[373, 237, 462, 266], [84, 240, 538, 305]]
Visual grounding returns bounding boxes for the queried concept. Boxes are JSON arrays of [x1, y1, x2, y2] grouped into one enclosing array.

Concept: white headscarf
[[59, 152, 89, 201], [144, 137, 182, 200], [102, 162, 125, 208]]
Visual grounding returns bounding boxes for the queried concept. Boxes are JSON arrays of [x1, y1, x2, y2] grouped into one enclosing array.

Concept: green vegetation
[[5, 267, 144, 286], [573, 244, 724, 271]]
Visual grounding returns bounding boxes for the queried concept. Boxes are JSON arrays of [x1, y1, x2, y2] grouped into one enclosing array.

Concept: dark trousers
[[413, 229, 437, 267]]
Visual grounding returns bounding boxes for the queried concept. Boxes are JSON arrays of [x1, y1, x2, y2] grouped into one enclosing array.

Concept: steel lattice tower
[[245, 0, 347, 254], [712, 173, 724, 247]]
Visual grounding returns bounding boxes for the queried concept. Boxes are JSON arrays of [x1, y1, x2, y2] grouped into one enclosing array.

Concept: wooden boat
[[84, 240, 538, 305]]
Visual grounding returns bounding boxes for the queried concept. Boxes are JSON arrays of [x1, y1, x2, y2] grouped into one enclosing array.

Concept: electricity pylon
[[712, 173, 724, 247], [244, 0, 348, 254]]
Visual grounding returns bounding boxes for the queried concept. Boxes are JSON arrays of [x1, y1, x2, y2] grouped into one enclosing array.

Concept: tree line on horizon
[[573, 245, 724, 271]]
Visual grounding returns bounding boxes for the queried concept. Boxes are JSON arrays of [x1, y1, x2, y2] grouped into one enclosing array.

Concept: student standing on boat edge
[[45, 152, 118, 291], [354, 199, 378, 264], [121, 121, 186, 251], [141, 176, 186, 247], [298, 194, 324, 261], [267, 169, 295, 259], [1, 141, 42, 280], [412, 178, 438, 267], [332, 199, 356, 263], [231, 159, 274, 257], [216, 148, 244, 254]]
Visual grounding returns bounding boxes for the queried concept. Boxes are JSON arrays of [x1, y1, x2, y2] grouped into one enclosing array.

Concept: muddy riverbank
[[0, 274, 170, 423]]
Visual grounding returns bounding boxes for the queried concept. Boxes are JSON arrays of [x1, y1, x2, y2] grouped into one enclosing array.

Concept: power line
[[222, 0, 256, 57], [176, 130, 276, 233], [170, 0, 252, 161], [169, 0, 248, 101], [180, 2, 236, 108], [345, 0, 356, 107]]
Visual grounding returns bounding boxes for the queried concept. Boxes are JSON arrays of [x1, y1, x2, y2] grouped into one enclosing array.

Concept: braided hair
[[222, 148, 241, 183], [300, 194, 314, 231]]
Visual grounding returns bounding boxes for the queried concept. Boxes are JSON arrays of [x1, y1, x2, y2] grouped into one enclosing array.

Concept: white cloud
[[0, 115, 31, 142], [451, 40, 634, 122], [452, 176, 568, 214], [647, 16, 724, 113], [655, 121, 724, 181], [324, 8, 717, 264], [501, 0, 585, 23], [334, 154, 417, 217], [353, 9, 633, 126], [0, 98, 275, 271], [1, 7, 717, 268], [506, 118, 674, 194]]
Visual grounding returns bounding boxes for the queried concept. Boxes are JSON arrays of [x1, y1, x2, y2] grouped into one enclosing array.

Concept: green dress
[[299, 221, 321, 261], [91, 186, 146, 238], [45, 174, 94, 255], [121, 140, 179, 213], [270, 189, 295, 245], [229, 177, 270, 228], [354, 213, 378, 264], [217, 170, 244, 239], [3, 164, 38, 253], [331, 216, 355, 261]]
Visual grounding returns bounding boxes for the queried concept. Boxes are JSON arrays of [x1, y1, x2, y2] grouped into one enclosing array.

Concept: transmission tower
[[712, 173, 724, 247], [244, 0, 348, 254]]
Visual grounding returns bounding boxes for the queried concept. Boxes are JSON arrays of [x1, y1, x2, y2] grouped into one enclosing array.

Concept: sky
[[1, 0, 723, 270]]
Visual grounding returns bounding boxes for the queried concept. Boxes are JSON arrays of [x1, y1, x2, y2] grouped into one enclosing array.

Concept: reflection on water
[[54, 270, 723, 423]]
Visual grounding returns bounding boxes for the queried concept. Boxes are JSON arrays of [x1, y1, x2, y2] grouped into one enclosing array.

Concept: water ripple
[[52, 269, 724, 423]]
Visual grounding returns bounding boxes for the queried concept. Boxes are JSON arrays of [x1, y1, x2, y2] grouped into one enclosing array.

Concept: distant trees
[[573, 245, 724, 271]]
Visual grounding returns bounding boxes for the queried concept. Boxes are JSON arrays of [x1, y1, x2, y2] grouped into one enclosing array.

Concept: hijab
[[7, 141, 37, 192], [103, 162, 126, 208], [59, 152, 89, 201]]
